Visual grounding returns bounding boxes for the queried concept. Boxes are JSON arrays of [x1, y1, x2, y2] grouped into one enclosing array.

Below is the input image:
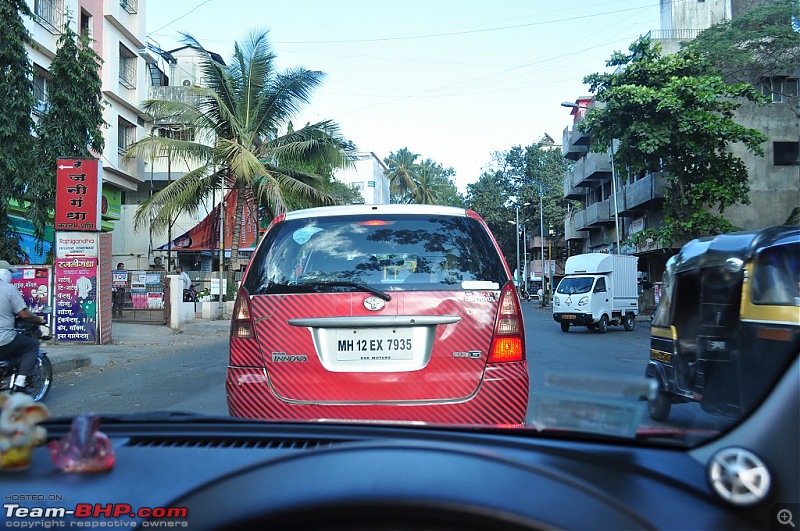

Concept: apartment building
[[114, 43, 225, 271], [562, 0, 799, 283], [23, 0, 149, 261], [334, 152, 390, 205]]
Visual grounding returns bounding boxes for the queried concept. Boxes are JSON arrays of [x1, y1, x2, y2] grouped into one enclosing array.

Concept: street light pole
[[539, 185, 545, 304], [522, 223, 528, 295], [515, 205, 521, 291]]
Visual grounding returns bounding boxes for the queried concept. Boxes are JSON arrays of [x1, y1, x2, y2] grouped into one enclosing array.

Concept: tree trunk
[[230, 181, 245, 270]]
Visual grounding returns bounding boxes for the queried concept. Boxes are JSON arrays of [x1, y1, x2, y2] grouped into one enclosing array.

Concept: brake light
[[231, 289, 255, 339], [488, 283, 525, 363]]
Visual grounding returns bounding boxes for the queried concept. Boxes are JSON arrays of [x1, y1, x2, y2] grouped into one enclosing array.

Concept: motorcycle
[[646, 225, 799, 422], [0, 319, 53, 402]]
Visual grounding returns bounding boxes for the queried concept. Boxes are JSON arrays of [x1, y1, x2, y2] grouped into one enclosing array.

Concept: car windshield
[[556, 277, 594, 295], [9, 1, 797, 456]]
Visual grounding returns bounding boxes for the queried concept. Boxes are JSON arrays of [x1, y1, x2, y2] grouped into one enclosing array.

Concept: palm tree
[[383, 148, 421, 203], [128, 30, 353, 265], [409, 159, 453, 205]]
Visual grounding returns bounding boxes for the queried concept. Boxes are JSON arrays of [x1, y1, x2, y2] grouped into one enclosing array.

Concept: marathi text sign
[[54, 232, 99, 343], [55, 158, 103, 231]]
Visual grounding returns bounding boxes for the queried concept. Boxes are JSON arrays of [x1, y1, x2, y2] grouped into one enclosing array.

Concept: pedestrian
[[175, 266, 191, 290], [175, 266, 193, 302], [113, 262, 127, 317]]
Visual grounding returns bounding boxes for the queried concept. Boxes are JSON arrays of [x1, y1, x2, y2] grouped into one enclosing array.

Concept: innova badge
[[363, 296, 385, 311]]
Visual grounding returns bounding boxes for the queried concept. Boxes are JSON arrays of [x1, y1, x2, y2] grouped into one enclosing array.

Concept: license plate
[[335, 328, 414, 362], [562, 315, 576, 320], [651, 350, 672, 364]]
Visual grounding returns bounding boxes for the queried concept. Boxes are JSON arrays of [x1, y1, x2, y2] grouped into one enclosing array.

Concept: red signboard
[[54, 158, 102, 231]]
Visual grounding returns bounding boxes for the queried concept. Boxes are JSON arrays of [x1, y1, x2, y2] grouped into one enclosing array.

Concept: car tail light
[[231, 289, 255, 339], [488, 282, 525, 363]]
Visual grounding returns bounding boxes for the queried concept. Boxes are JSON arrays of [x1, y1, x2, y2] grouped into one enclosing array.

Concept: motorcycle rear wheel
[[28, 355, 53, 402]]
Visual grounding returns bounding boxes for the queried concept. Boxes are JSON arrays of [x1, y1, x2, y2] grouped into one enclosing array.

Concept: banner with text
[[54, 233, 99, 342], [10, 267, 51, 324]]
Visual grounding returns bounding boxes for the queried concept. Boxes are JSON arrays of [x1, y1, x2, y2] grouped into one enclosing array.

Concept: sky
[[145, 0, 663, 192]]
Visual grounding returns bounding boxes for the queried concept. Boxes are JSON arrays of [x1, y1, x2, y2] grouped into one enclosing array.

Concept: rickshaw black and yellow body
[[646, 226, 799, 422]]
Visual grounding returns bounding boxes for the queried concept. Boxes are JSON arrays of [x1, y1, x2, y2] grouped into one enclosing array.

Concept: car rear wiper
[[298, 280, 392, 301]]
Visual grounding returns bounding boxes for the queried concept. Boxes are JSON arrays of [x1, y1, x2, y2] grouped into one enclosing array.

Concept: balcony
[[570, 120, 590, 146], [34, 0, 65, 34], [563, 170, 584, 200], [149, 86, 199, 106], [120, 0, 138, 14], [565, 215, 586, 241], [585, 200, 611, 226], [562, 127, 588, 161], [620, 172, 667, 215], [570, 152, 611, 187], [612, 186, 627, 217], [645, 29, 702, 55], [574, 210, 587, 231]]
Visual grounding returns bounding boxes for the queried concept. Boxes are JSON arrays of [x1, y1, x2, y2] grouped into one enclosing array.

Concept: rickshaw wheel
[[623, 313, 635, 332], [648, 383, 672, 422], [596, 315, 608, 334], [560, 322, 570, 333]]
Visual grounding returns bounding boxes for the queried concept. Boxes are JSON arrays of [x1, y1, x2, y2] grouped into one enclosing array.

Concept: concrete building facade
[[333, 153, 390, 205], [562, 0, 799, 285], [23, 0, 150, 265]]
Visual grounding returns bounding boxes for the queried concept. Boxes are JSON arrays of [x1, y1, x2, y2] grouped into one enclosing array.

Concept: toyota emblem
[[363, 296, 385, 311]]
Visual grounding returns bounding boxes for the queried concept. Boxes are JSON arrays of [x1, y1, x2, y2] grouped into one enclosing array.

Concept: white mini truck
[[552, 253, 639, 333]]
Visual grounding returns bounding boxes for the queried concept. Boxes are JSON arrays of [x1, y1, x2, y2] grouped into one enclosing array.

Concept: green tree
[[465, 165, 516, 263], [505, 143, 573, 240], [383, 149, 462, 205], [580, 37, 767, 245], [32, 18, 105, 253], [129, 31, 353, 264], [383, 148, 421, 203], [282, 121, 362, 209], [0, 0, 35, 260], [686, 0, 800, 117], [409, 159, 461, 205]]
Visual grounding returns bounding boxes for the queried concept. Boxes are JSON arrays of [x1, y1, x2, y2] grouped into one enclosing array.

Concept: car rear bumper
[[553, 313, 594, 326], [226, 362, 529, 426]]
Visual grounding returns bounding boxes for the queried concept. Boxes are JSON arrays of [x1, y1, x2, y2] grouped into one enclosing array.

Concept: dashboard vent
[[125, 436, 346, 450]]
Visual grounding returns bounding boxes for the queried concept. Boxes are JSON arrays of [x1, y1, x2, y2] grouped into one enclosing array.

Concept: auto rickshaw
[[646, 226, 799, 422]]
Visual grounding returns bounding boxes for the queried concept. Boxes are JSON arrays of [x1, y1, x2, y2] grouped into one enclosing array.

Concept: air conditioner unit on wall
[[182, 79, 193, 87]]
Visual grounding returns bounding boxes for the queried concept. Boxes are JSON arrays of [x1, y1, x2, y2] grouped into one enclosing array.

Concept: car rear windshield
[[243, 213, 508, 295]]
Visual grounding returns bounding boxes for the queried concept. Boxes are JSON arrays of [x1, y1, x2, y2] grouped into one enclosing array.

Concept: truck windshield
[[556, 277, 594, 295]]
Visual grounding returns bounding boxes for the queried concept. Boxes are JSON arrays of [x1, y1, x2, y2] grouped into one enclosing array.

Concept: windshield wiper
[[297, 280, 392, 301]]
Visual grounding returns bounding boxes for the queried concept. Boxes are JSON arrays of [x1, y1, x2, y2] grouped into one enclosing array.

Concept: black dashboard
[[5, 418, 772, 530]]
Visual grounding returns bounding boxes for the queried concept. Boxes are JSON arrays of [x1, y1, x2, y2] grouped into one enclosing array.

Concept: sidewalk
[[46, 318, 232, 374]]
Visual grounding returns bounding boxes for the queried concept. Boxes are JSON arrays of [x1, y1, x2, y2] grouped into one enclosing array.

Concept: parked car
[[226, 204, 529, 425]]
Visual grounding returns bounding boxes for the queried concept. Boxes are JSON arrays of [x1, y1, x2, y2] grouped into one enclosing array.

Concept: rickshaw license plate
[[651, 350, 671, 364]]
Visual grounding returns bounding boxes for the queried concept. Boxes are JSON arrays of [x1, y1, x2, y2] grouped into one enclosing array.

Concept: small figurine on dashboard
[[0, 392, 50, 471], [50, 413, 115, 472]]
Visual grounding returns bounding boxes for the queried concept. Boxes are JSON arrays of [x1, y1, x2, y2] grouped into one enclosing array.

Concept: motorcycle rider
[[0, 260, 46, 394]]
